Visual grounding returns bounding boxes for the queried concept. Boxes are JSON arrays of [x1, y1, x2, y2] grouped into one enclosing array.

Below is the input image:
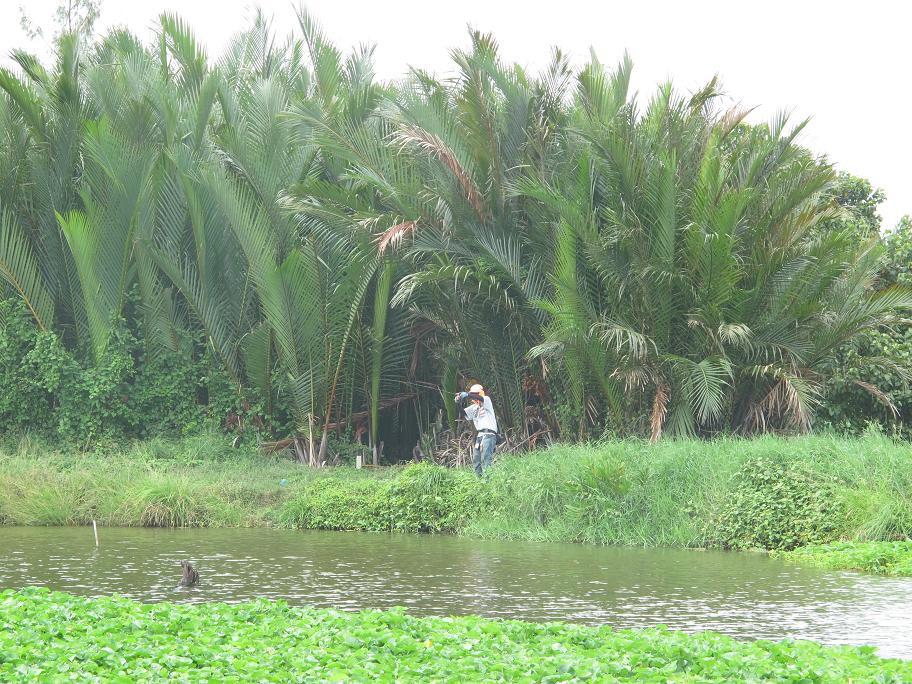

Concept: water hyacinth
[[2, 588, 911, 682]]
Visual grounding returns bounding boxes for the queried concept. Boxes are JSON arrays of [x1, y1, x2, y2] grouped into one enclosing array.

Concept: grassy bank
[[0, 434, 317, 528], [774, 541, 912, 576], [2, 434, 911, 550], [3, 588, 910, 682], [464, 434, 912, 548]]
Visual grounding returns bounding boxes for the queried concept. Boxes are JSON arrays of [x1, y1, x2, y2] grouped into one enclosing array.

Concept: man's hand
[[455, 391, 468, 402]]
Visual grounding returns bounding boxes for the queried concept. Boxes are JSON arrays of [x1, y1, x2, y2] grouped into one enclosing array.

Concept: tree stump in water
[[179, 560, 199, 587]]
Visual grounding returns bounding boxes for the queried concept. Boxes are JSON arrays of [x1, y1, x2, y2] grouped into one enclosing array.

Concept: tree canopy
[[1, 11, 909, 454]]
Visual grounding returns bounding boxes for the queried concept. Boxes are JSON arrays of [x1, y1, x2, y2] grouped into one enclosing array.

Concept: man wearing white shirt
[[455, 383, 499, 477]]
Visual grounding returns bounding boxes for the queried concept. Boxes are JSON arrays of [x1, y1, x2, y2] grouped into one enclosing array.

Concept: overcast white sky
[[1, 0, 909, 228]]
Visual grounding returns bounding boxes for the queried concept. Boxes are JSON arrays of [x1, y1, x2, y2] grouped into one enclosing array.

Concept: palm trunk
[[369, 259, 395, 462], [317, 427, 328, 465], [308, 413, 316, 467], [442, 362, 458, 433]]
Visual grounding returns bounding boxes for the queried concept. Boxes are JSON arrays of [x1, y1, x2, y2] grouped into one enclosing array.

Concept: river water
[[2, 526, 910, 658]]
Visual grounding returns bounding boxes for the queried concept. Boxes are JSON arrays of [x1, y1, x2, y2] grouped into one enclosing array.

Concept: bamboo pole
[[92, 519, 99, 547]]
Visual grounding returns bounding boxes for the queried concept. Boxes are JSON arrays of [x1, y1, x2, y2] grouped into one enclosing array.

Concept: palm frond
[[0, 205, 54, 330]]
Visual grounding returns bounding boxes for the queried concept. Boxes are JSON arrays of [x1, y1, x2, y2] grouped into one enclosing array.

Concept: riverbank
[[775, 541, 912, 576], [3, 588, 910, 681], [2, 433, 911, 551]]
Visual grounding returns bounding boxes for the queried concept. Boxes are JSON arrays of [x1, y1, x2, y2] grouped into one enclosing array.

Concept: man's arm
[[454, 392, 484, 403], [455, 392, 487, 422]]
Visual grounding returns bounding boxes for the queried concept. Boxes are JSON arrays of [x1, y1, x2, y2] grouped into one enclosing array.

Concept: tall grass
[[773, 541, 912, 576], [0, 433, 315, 527], [467, 434, 912, 547], [1, 433, 910, 548], [465, 440, 745, 546]]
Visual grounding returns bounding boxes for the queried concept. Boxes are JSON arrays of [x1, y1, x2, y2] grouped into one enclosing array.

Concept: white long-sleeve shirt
[[463, 396, 498, 433]]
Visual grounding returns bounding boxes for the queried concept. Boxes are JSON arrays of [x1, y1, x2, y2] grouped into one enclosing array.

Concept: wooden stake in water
[[92, 519, 99, 547]]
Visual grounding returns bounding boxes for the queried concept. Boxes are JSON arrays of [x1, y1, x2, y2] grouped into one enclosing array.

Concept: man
[[455, 383, 499, 477]]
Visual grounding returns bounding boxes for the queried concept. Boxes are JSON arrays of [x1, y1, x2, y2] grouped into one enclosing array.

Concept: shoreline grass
[[2, 433, 911, 553], [3, 587, 910, 682], [774, 541, 912, 576]]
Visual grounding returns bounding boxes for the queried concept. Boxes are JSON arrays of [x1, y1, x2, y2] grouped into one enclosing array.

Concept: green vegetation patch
[[775, 541, 912, 576], [714, 457, 843, 551], [4, 434, 912, 553], [2, 588, 910, 683], [466, 435, 912, 549], [0, 434, 307, 528], [274, 461, 489, 533]]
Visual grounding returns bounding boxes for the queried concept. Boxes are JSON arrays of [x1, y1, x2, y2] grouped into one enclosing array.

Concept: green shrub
[[387, 463, 487, 533], [0, 299, 276, 447], [0, 433, 306, 527], [275, 478, 391, 531], [0, 301, 61, 435], [715, 456, 844, 550], [840, 487, 912, 541], [0, 470, 88, 525], [482, 448, 583, 528], [469, 443, 705, 546], [3, 435, 911, 548], [563, 454, 629, 530], [274, 463, 487, 534]]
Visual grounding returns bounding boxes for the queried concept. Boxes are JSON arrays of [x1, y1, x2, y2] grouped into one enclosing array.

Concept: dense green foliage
[[3, 435, 911, 551], [715, 457, 842, 551], [276, 461, 489, 533], [884, 217, 912, 288], [0, 299, 233, 444], [3, 588, 910, 682], [775, 541, 912, 576], [1, 12, 910, 456], [817, 182, 912, 438]]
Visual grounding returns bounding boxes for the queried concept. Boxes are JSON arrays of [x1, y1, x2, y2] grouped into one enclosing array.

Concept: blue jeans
[[473, 433, 496, 477]]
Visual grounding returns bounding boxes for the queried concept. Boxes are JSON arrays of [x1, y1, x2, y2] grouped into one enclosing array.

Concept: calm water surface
[[2, 527, 910, 658]]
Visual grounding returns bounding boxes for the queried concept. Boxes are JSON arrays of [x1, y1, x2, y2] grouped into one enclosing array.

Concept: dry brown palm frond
[[851, 379, 900, 417], [650, 382, 669, 443], [756, 373, 818, 433], [394, 125, 488, 222], [585, 395, 600, 424], [610, 366, 650, 392], [742, 402, 768, 434], [375, 220, 417, 254], [715, 105, 755, 139]]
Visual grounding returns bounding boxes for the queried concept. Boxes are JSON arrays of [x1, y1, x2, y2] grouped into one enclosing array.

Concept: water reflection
[[1, 526, 910, 658]]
